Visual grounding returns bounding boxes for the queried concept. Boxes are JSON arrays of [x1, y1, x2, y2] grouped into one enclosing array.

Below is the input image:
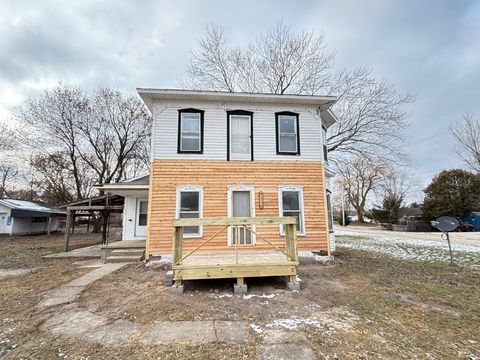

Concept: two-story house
[[100, 89, 337, 261]]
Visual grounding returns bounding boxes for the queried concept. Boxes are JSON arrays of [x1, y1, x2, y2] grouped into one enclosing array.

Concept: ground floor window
[[278, 186, 305, 235], [137, 200, 148, 226], [176, 185, 203, 237]]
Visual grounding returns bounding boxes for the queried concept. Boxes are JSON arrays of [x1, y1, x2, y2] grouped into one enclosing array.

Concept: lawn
[[0, 233, 479, 359]]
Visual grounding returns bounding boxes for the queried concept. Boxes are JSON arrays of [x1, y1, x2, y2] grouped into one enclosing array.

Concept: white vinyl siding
[[152, 101, 322, 161], [122, 196, 148, 240]]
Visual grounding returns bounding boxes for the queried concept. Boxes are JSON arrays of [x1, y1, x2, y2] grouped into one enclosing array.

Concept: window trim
[[278, 185, 306, 236], [177, 108, 205, 154], [226, 110, 254, 161], [275, 111, 300, 155], [227, 185, 256, 246], [175, 185, 204, 238]]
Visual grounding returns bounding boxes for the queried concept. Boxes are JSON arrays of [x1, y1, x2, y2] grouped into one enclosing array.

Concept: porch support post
[[47, 216, 52, 235], [71, 211, 76, 234], [64, 211, 71, 252], [101, 211, 108, 245]]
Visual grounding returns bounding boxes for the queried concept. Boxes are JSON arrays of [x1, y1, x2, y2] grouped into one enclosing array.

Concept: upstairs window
[[322, 126, 328, 163], [227, 110, 253, 161], [176, 185, 203, 237], [177, 109, 204, 154], [276, 112, 300, 155]]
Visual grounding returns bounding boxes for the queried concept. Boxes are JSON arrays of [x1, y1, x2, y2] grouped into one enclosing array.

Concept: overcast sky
[[1, 0, 479, 202]]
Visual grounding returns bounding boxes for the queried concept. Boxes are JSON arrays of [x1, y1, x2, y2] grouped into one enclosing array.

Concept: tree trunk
[[90, 212, 102, 233], [356, 208, 365, 222]]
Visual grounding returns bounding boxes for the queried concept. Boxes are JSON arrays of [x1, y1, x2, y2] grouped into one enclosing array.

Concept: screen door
[[232, 191, 252, 245]]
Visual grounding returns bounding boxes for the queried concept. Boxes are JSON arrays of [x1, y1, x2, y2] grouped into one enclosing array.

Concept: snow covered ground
[[335, 228, 480, 268]]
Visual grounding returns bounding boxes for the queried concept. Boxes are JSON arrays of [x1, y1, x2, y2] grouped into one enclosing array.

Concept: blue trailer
[[464, 212, 480, 231]]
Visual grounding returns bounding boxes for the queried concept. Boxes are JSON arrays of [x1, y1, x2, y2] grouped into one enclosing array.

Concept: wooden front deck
[[171, 216, 300, 293], [173, 251, 298, 281]]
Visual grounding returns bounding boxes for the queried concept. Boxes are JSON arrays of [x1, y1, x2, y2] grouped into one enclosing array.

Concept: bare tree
[[450, 113, 480, 173], [0, 121, 15, 151], [15, 84, 152, 204], [0, 164, 18, 198], [184, 22, 412, 163], [16, 85, 91, 200], [336, 156, 387, 222], [76, 88, 152, 185], [326, 68, 413, 163]]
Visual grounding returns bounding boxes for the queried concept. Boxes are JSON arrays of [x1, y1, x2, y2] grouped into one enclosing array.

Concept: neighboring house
[[0, 199, 65, 235], [98, 89, 337, 259]]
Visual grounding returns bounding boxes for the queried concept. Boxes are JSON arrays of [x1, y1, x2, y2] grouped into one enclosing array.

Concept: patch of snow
[[336, 230, 480, 268], [243, 293, 276, 300], [250, 324, 264, 333], [266, 317, 321, 330], [209, 293, 233, 299], [295, 275, 302, 282]]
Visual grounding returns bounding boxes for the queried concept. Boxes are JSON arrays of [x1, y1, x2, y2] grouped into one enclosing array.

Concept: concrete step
[[105, 255, 143, 263], [110, 249, 145, 254]]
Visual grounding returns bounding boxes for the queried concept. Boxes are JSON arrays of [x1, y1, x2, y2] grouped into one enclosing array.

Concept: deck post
[[171, 225, 185, 294], [285, 223, 300, 290], [173, 226, 184, 265], [285, 223, 298, 261], [234, 277, 247, 295]]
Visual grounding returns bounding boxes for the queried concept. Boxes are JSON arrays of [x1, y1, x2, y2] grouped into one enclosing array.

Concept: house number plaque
[[258, 191, 264, 210]]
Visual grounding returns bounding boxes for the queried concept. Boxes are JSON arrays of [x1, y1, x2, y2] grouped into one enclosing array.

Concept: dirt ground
[[1, 232, 480, 359]]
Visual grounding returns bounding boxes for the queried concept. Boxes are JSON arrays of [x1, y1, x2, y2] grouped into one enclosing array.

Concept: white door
[[135, 199, 148, 238], [230, 115, 251, 160], [231, 191, 253, 245], [0, 213, 9, 234]]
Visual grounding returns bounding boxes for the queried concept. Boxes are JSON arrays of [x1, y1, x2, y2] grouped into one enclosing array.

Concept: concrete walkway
[[37, 263, 316, 358], [43, 244, 103, 258], [38, 263, 127, 308]]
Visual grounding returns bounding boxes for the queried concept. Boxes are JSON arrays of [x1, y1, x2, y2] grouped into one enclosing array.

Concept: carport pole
[[64, 210, 71, 252]]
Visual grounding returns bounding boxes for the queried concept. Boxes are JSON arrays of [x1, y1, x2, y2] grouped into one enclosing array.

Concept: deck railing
[[172, 216, 298, 266]]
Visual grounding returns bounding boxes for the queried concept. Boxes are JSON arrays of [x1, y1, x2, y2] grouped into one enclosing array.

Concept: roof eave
[[137, 88, 337, 109]]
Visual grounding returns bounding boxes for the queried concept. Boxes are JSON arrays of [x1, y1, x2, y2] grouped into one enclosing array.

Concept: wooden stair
[[102, 241, 145, 263]]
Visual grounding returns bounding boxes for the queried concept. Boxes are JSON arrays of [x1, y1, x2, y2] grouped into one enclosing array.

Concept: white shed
[[0, 199, 65, 235]]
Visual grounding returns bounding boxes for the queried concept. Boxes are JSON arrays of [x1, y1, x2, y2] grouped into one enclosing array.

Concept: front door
[[135, 199, 148, 238], [231, 191, 252, 245]]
